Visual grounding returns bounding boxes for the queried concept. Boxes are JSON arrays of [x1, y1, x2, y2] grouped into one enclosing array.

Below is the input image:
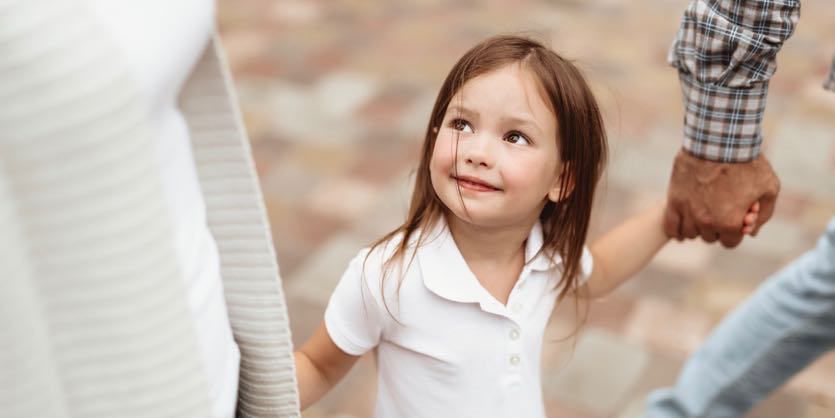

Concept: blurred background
[[217, 1, 835, 417]]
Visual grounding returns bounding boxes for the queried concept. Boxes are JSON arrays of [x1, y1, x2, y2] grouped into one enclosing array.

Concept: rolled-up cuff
[[679, 73, 768, 163]]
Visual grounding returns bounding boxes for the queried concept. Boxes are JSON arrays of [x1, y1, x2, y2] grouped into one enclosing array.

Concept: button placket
[[516, 273, 528, 290], [508, 284, 525, 317], [506, 280, 527, 371], [508, 268, 530, 306], [505, 318, 523, 370]]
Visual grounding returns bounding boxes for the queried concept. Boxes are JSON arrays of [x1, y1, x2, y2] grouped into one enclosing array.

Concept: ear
[[547, 169, 575, 203]]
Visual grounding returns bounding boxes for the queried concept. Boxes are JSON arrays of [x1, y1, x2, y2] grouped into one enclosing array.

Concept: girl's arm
[[582, 200, 760, 299], [294, 321, 361, 409], [581, 202, 668, 299]]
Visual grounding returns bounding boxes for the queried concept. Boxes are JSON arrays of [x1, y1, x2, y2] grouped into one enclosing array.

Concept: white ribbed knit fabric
[[0, 1, 300, 417], [180, 37, 301, 418]]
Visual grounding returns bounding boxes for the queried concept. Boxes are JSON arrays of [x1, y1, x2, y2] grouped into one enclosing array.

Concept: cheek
[[430, 134, 455, 175], [502, 156, 558, 196]]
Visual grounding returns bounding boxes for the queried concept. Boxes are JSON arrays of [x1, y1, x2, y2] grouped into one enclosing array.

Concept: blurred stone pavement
[[217, 1, 835, 417]]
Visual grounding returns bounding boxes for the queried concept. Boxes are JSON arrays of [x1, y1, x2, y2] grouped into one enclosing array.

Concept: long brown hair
[[367, 34, 607, 309]]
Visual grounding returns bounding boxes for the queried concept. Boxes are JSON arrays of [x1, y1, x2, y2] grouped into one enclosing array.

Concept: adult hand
[[664, 149, 780, 248]]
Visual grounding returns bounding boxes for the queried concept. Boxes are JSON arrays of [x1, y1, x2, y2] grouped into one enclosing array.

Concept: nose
[[460, 132, 493, 168]]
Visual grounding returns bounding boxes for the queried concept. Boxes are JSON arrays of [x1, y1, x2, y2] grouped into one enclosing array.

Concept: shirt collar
[[524, 220, 561, 272], [417, 219, 486, 306], [417, 219, 560, 309]]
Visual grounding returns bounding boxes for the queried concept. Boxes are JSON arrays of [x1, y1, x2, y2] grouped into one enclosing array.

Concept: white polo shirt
[[325, 219, 593, 418]]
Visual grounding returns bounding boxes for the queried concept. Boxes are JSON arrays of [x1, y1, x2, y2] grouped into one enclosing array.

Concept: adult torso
[[85, 2, 240, 416]]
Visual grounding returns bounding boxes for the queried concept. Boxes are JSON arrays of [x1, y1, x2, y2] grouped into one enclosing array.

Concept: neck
[[446, 214, 535, 267]]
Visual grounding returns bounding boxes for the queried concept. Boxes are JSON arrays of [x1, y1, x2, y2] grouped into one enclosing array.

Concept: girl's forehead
[[457, 63, 538, 93], [447, 64, 557, 128]]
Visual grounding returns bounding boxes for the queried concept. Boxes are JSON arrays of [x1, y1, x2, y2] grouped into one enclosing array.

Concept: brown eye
[[504, 132, 530, 145], [450, 118, 474, 133]]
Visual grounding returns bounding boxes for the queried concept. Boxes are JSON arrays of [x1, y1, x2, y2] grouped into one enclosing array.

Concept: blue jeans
[[644, 217, 835, 418]]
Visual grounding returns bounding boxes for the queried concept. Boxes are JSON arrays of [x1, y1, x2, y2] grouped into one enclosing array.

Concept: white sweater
[[0, 1, 299, 417]]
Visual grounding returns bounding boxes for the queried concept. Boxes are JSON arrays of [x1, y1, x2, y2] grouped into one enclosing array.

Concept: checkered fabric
[[670, 0, 800, 162]]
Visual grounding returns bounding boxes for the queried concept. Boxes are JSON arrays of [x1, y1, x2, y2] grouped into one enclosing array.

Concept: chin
[[447, 208, 506, 228]]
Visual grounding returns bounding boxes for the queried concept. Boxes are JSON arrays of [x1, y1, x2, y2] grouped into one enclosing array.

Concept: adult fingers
[[663, 204, 684, 240], [719, 231, 744, 248], [699, 227, 720, 243], [680, 209, 699, 240]]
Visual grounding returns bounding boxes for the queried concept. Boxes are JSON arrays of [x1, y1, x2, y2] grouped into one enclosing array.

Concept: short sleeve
[[324, 251, 387, 356]]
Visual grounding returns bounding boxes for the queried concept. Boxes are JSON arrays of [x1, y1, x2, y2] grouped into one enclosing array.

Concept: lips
[[453, 175, 502, 192]]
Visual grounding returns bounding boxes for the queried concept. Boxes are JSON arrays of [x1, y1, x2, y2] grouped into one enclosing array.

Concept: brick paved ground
[[218, 1, 835, 417]]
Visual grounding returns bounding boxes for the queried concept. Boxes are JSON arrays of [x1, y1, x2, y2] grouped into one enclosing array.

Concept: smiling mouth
[[453, 175, 502, 192]]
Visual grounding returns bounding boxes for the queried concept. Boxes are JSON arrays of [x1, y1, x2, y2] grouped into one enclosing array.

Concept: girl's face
[[430, 63, 563, 229]]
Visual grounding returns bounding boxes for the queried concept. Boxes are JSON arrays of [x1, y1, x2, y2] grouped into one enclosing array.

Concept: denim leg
[[644, 217, 835, 418]]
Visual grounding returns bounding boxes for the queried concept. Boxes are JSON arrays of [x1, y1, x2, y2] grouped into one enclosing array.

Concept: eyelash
[[449, 118, 473, 133], [505, 131, 529, 145], [448, 118, 531, 145]]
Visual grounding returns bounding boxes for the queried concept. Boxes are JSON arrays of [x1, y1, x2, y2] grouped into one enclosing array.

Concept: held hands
[[664, 150, 780, 247], [742, 201, 760, 235]]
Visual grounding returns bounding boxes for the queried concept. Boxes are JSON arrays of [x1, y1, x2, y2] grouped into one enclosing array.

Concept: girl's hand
[[741, 201, 760, 235]]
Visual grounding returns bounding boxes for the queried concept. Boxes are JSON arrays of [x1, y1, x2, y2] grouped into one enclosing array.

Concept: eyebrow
[[447, 104, 544, 136], [446, 105, 477, 118], [503, 116, 543, 135]]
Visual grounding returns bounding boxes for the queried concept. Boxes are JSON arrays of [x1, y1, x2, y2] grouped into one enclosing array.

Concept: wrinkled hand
[[664, 150, 780, 248]]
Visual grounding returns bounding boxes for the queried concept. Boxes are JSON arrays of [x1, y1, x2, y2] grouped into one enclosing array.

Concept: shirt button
[[512, 303, 523, 313], [509, 329, 520, 340], [510, 355, 520, 365]]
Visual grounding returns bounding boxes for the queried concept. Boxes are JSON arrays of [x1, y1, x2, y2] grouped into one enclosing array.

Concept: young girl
[[293, 35, 758, 417]]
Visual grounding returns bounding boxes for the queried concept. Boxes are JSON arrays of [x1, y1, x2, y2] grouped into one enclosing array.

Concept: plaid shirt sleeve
[[670, 0, 800, 162], [826, 56, 835, 92]]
